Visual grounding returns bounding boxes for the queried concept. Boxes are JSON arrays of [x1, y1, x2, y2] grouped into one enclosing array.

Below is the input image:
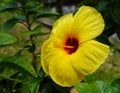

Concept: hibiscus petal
[[51, 13, 73, 42], [41, 38, 84, 87], [41, 39, 51, 74], [70, 40, 109, 75], [49, 54, 85, 86], [72, 6, 105, 42]]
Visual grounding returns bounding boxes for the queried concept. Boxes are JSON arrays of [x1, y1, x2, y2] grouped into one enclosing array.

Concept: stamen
[[64, 45, 75, 49]]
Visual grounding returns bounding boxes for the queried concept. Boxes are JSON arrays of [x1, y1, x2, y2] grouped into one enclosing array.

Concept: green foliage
[[112, 3, 120, 25], [0, 0, 59, 92], [0, 2, 18, 12], [25, 78, 40, 93], [0, 56, 37, 78], [19, 25, 43, 36], [95, 1, 108, 12], [75, 79, 120, 93], [95, 34, 111, 46], [0, 32, 17, 46], [35, 12, 60, 18], [1, 17, 19, 32]]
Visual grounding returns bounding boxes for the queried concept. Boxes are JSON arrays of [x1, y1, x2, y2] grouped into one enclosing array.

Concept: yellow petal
[[41, 38, 84, 87], [49, 54, 85, 86], [51, 13, 74, 42], [41, 38, 64, 74], [72, 6, 105, 42], [70, 40, 109, 75], [41, 39, 51, 74]]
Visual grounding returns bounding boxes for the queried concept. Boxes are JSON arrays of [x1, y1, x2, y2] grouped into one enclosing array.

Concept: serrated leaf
[[36, 12, 59, 18], [1, 17, 18, 32], [0, 2, 18, 12], [0, 56, 37, 78], [112, 6, 120, 24], [0, 32, 17, 46]]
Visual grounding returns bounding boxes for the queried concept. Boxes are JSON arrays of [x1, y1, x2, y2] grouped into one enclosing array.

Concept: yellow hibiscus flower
[[41, 6, 109, 87]]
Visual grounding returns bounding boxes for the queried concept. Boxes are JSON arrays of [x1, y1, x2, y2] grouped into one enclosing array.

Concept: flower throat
[[64, 37, 79, 54]]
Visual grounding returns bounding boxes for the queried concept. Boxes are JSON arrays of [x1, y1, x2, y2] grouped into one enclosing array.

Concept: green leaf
[[15, 83, 31, 93], [75, 79, 120, 93], [25, 78, 39, 93], [0, 2, 18, 12], [110, 78, 120, 93], [77, 0, 96, 7], [92, 81, 109, 93], [38, 68, 46, 79], [0, 54, 5, 62], [28, 44, 36, 53], [3, 0, 15, 3], [0, 32, 17, 46], [95, 1, 108, 12], [19, 25, 42, 36], [116, 25, 120, 40], [0, 67, 18, 78], [95, 34, 111, 46], [19, 25, 49, 36], [75, 81, 106, 93], [15, 15, 26, 23], [39, 77, 59, 93], [25, 1, 43, 9], [1, 17, 18, 32], [0, 75, 21, 82], [25, 2, 43, 15], [75, 83, 90, 93], [112, 6, 120, 24], [1, 16, 26, 32], [20, 84, 31, 93], [104, 13, 114, 31], [0, 56, 37, 78], [36, 12, 59, 18]]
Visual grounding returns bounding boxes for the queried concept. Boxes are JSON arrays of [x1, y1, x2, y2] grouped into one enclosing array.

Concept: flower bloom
[[41, 6, 109, 87]]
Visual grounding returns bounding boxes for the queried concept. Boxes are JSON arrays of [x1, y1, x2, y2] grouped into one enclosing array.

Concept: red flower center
[[64, 37, 79, 54]]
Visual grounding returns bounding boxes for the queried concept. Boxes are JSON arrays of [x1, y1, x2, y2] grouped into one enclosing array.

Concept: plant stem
[[21, 1, 38, 74]]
